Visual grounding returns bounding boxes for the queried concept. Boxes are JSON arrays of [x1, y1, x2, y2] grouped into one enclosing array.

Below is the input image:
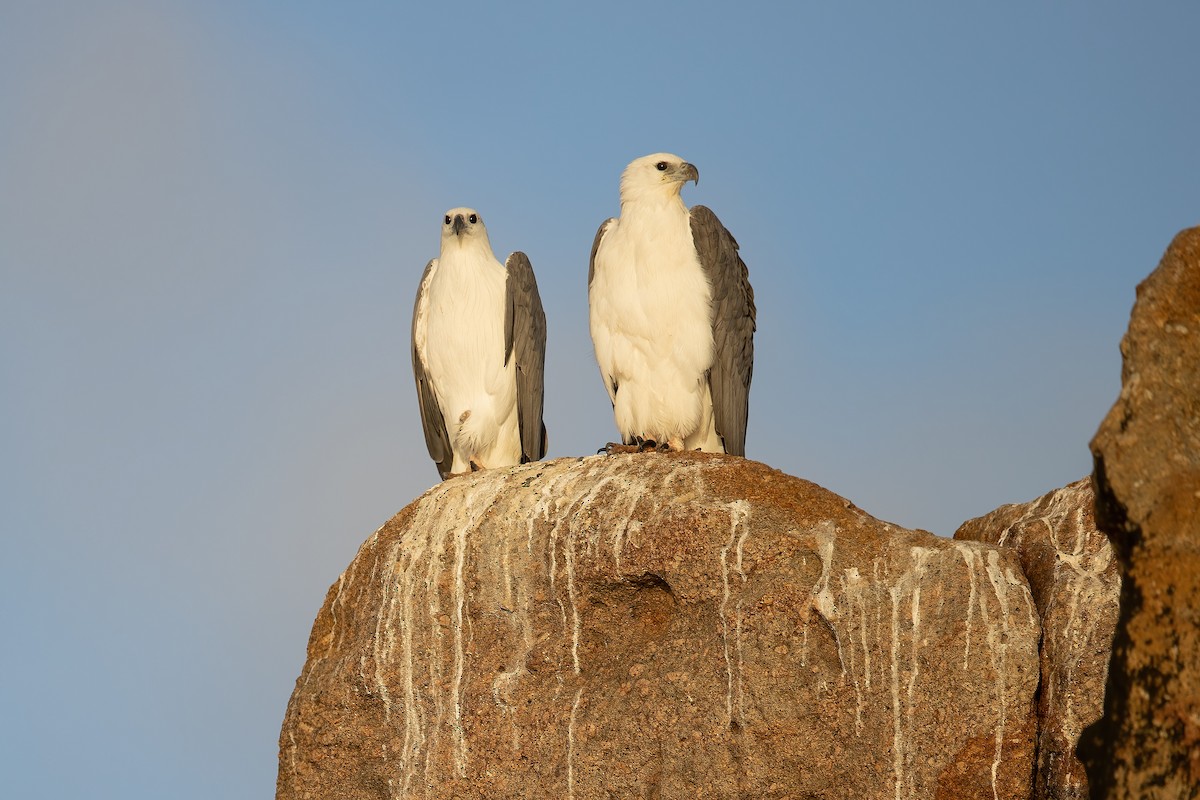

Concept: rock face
[[278, 453, 1040, 799], [956, 478, 1120, 800], [1079, 227, 1200, 799]]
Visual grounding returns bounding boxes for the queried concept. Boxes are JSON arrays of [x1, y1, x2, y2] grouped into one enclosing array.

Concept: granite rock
[[278, 453, 1040, 799], [1079, 227, 1200, 799], [957, 478, 1120, 800]]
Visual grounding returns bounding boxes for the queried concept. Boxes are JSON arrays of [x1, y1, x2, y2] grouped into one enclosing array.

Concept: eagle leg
[[601, 442, 642, 455]]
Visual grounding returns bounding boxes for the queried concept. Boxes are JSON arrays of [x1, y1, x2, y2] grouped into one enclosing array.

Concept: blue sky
[[2, 2, 1197, 797]]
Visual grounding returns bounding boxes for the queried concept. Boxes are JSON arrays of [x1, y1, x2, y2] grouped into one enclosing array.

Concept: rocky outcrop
[[956, 478, 1120, 800], [278, 453, 1040, 799], [1078, 227, 1200, 799]]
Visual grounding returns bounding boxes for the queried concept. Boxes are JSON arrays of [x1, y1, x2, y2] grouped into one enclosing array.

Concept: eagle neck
[[619, 191, 687, 220], [442, 231, 495, 258]]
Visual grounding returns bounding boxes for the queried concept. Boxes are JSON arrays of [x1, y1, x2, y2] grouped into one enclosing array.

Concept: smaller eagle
[[588, 153, 756, 455], [412, 208, 547, 479]]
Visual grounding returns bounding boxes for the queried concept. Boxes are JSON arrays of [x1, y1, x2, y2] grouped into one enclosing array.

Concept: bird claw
[[599, 438, 676, 455]]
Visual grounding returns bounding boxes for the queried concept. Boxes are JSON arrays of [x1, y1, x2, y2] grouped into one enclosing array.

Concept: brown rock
[[956, 478, 1120, 800], [1079, 227, 1200, 799], [277, 453, 1040, 800]]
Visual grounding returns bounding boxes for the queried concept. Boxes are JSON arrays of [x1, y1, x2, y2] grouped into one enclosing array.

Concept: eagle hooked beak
[[680, 162, 699, 186], [451, 214, 467, 236]]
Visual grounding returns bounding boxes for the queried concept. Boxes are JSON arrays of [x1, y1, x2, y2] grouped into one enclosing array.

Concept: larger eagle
[[588, 153, 756, 455], [412, 207, 547, 479]]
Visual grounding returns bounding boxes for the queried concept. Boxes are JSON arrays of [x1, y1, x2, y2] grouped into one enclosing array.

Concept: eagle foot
[[601, 442, 641, 455], [601, 438, 679, 455]]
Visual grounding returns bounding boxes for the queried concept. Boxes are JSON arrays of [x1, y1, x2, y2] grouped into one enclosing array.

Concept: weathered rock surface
[[1079, 227, 1200, 799], [278, 453, 1040, 799], [956, 478, 1120, 800]]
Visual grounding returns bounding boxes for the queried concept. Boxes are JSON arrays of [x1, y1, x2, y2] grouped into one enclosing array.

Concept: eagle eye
[[655, 161, 668, 171], [444, 215, 451, 225], [468, 213, 478, 224]]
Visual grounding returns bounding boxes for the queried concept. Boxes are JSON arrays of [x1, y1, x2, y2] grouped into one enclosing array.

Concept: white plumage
[[412, 208, 546, 478], [588, 154, 756, 455]]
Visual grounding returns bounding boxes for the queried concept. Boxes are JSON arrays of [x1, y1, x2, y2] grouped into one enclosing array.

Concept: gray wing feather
[[587, 218, 614, 289], [412, 259, 453, 479], [690, 205, 756, 456], [504, 252, 548, 462], [588, 219, 620, 405]]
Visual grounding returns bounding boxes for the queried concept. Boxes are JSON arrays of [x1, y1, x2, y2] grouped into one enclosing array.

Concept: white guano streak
[[719, 500, 751, 727], [982, 549, 1012, 800], [887, 546, 934, 800]]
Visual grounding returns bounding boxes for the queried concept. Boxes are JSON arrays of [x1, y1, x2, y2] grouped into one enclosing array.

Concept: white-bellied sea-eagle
[[412, 208, 547, 479], [588, 153, 756, 455]]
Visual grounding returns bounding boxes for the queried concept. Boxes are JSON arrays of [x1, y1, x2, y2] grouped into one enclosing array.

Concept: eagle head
[[619, 153, 699, 205], [440, 207, 489, 248]]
